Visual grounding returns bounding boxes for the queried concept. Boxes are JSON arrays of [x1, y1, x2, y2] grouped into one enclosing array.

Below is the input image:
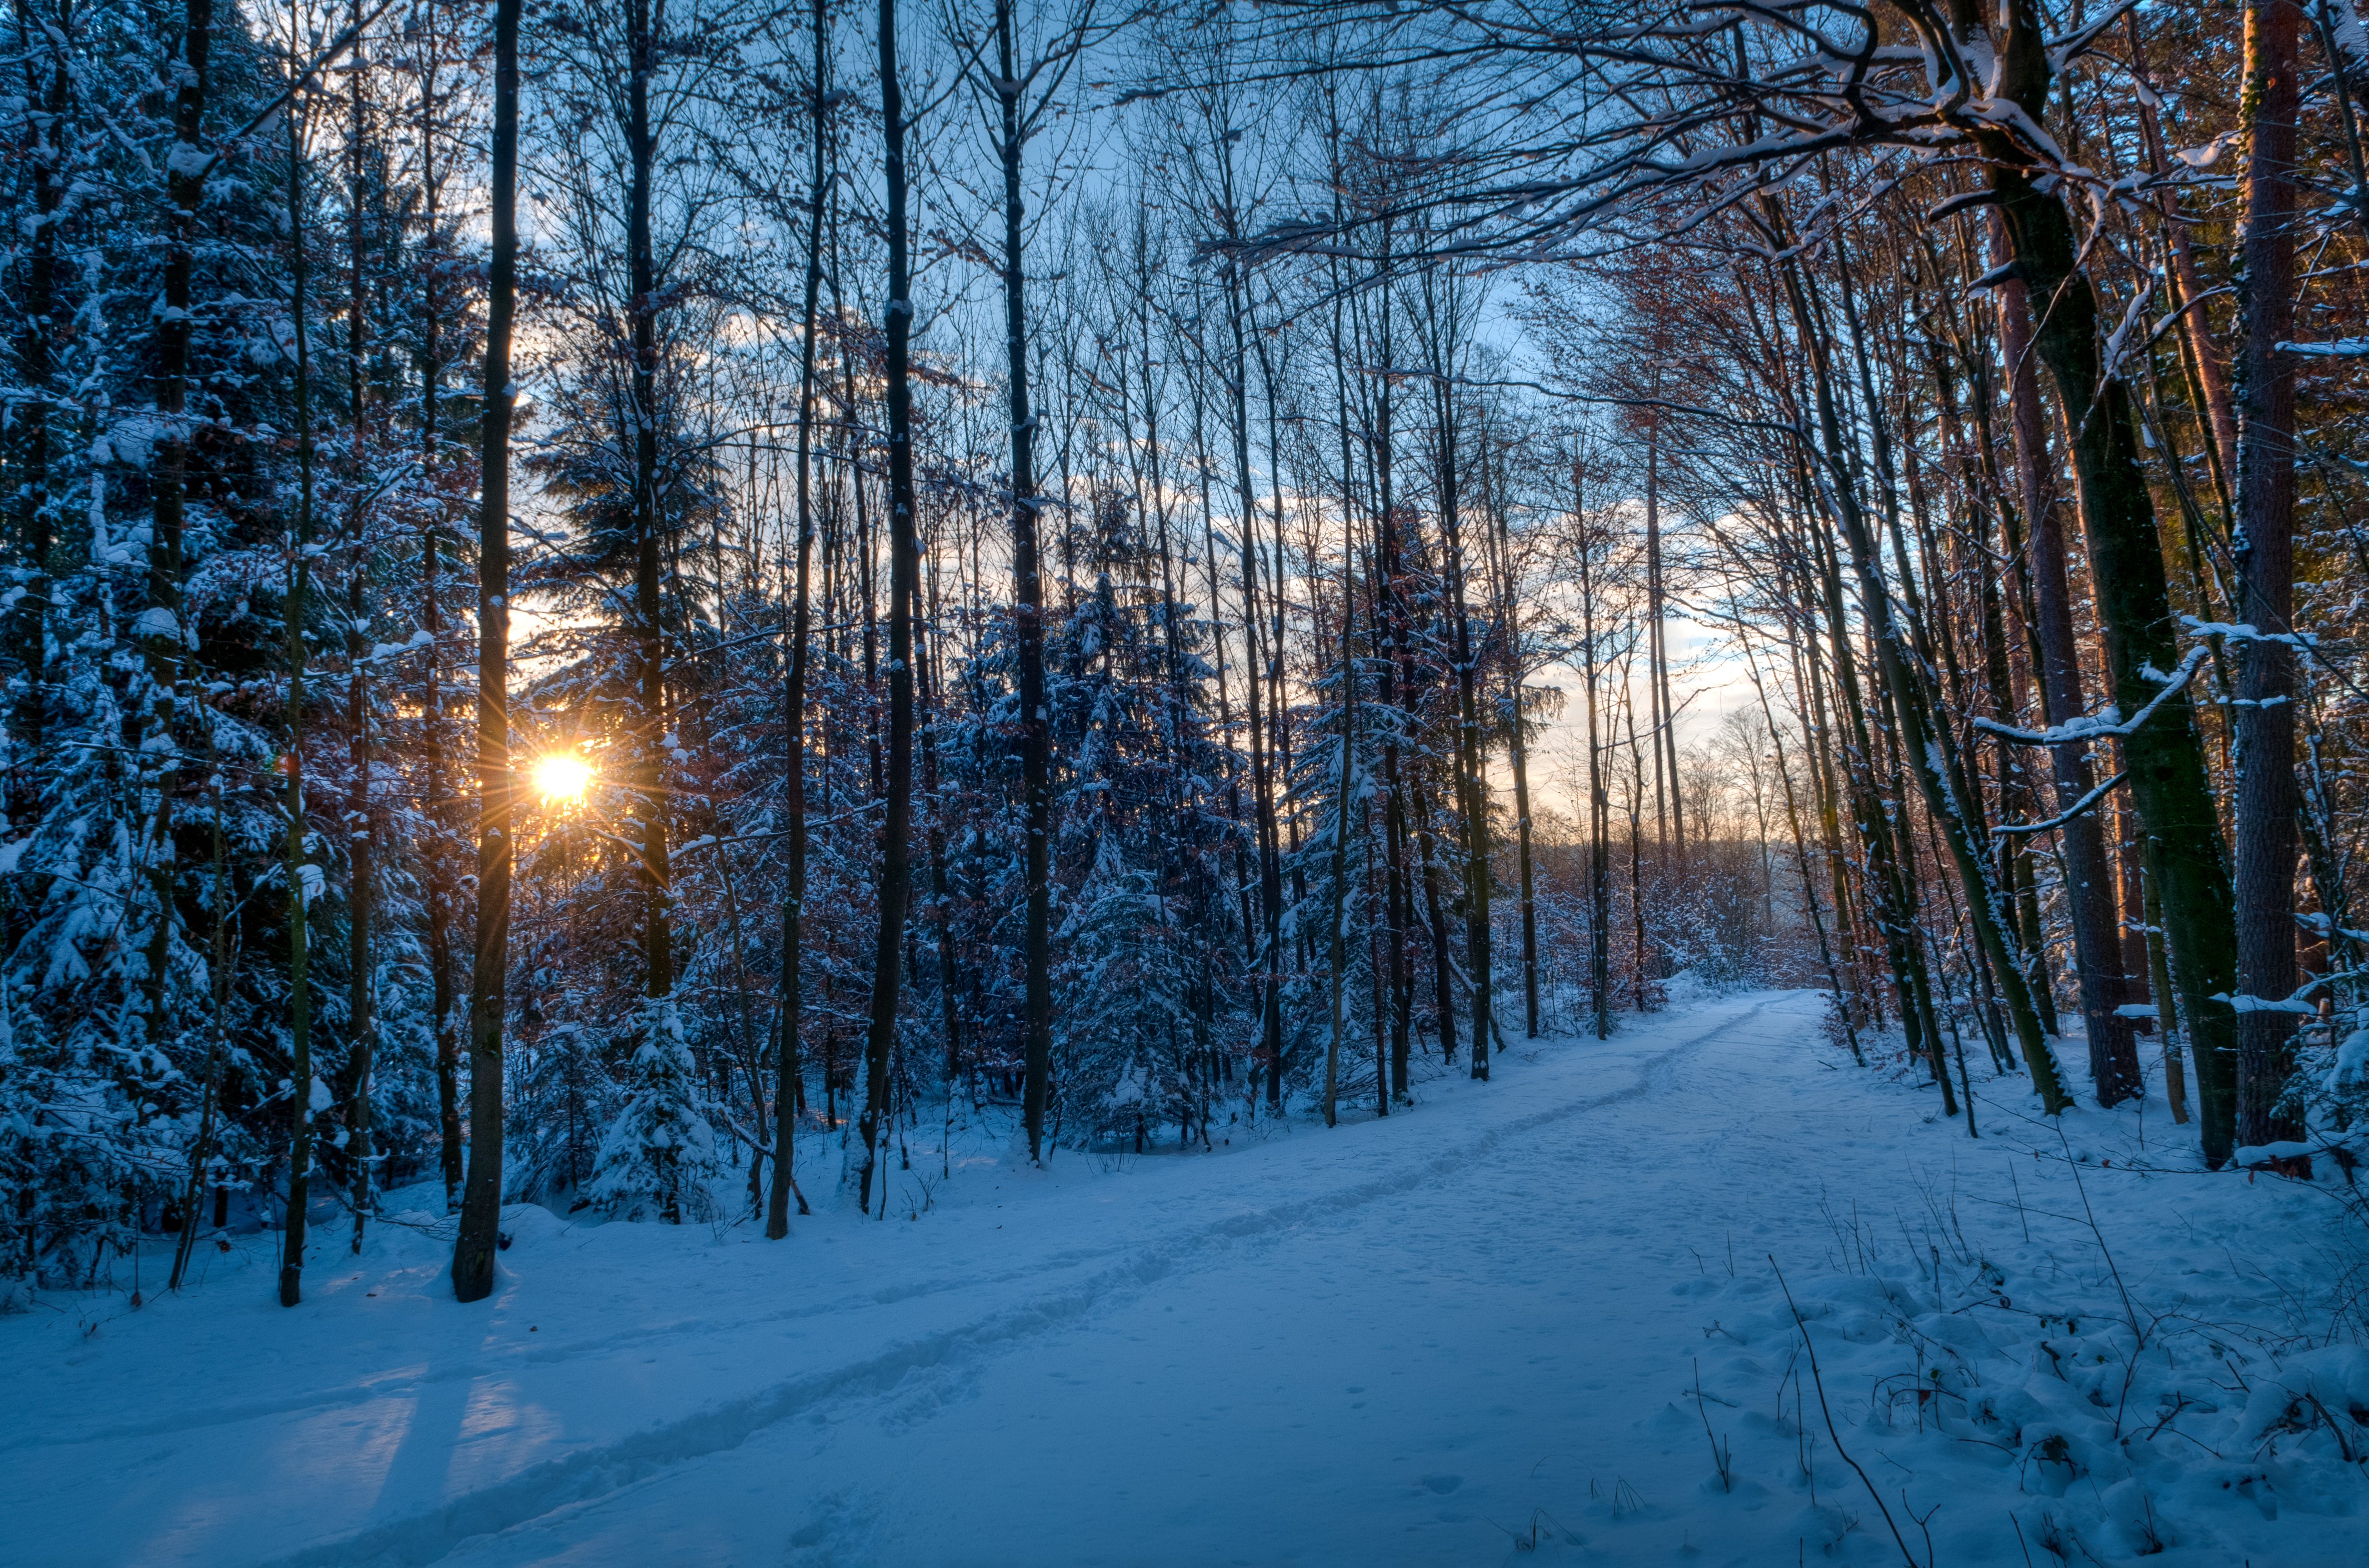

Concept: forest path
[[8, 990, 1945, 1567]]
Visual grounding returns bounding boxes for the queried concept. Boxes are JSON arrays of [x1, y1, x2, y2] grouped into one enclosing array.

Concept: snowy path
[[8, 991, 2360, 1567]]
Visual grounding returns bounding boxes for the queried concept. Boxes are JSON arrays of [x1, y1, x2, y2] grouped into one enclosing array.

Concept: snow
[[4, 992, 2363, 1566]]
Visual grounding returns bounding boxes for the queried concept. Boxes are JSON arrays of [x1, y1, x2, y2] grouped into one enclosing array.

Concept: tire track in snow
[[262, 996, 1785, 1568]]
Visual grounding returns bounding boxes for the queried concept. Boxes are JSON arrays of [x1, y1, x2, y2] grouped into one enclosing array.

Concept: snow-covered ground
[[6, 990, 2365, 1567]]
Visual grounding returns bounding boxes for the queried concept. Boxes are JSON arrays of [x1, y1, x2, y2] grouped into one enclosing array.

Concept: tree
[[452, 0, 521, 1304]]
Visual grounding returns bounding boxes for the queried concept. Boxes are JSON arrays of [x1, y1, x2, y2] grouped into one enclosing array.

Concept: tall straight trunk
[[425, 536, 459, 1203], [857, 0, 921, 1214], [147, 0, 211, 1110], [344, 7, 377, 1248], [1791, 555, 1871, 1028], [2146, 858, 2190, 1121], [452, 0, 519, 1303], [629, 0, 673, 1018], [417, 44, 462, 1209], [1255, 345, 1305, 930], [1498, 496, 1537, 1038], [1973, 477, 2059, 1037], [1413, 768, 1457, 1057], [1226, 284, 1286, 1107], [1980, 0, 2241, 1160], [1575, 471, 1611, 1039], [766, 0, 826, 1241], [2233, 0, 2305, 1159], [1991, 228, 2140, 1103], [1435, 382, 1491, 1080], [277, 86, 317, 1310], [171, 761, 233, 1290], [1323, 560, 1358, 1127], [993, 0, 1054, 1162], [343, 517, 375, 1237], [1645, 418, 1686, 863], [1189, 380, 1255, 962], [1645, 423, 1669, 856], [1626, 695, 1647, 1011], [1372, 318, 1415, 1094], [921, 557, 962, 1083], [1509, 684, 1536, 1041], [2115, 805, 2153, 1008]]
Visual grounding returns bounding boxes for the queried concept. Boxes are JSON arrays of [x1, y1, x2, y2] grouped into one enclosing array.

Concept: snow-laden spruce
[[588, 997, 722, 1224]]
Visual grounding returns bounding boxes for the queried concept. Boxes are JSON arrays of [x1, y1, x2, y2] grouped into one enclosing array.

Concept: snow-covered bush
[[588, 997, 722, 1222], [1054, 862, 1196, 1150], [511, 1010, 615, 1209]]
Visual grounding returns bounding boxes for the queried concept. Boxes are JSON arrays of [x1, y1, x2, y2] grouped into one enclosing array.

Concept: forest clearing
[[9, 990, 2363, 1567]]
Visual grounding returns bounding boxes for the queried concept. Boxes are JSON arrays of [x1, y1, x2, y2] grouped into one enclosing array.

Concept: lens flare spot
[[533, 753, 593, 804]]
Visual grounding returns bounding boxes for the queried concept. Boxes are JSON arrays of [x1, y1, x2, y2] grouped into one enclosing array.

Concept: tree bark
[[1992, 243, 2141, 1103], [344, 3, 377, 1247], [452, 0, 518, 1302], [629, 0, 673, 1020], [416, 33, 462, 1210], [148, 0, 209, 1160], [1323, 556, 1357, 1126], [2233, 0, 2306, 1161], [765, 0, 828, 1240], [993, 0, 1056, 1163], [278, 77, 317, 1310], [857, 0, 921, 1215], [1226, 286, 1286, 1107], [1575, 464, 1612, 1040], [1434, 378, 1491, 1080]]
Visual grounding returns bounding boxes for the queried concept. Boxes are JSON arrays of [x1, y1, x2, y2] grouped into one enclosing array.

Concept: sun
[[532, 752, 594, 805]]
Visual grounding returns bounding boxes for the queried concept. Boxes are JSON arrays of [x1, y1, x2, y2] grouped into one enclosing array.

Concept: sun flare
[[533, 752, 594, 805]]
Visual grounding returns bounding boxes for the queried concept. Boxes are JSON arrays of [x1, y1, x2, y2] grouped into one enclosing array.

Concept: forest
[[4, 0, 2367, 1316]]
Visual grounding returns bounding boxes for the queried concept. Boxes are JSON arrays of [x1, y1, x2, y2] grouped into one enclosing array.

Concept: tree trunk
[[767, 0, 827, 1240], [148, 0, 210, 1158], [994, 0, 1056, 1163], [1374, 341, 1415, 1093], [920, 555, 962, 1087], [1498, 493, 1538, 1038], [344, 11, 377, 1248], [1992, 243, 2141, 1103], [278, 80, 316, 1310], [417, 34, 462, 1211], [1415, 768, 1458, 1058], [629, 0, 673, 1023], [2232, 0, 2305, 1162], [452, 0, 519, 1303], [857, 0, 921, 1215], [1323, 557, 1357, 1127], [1576, 466, 1612, 1040], [1227, 287, 1286, 1108], [1645, 415, 1685, 865], [1435, 381, 1491, 1080]]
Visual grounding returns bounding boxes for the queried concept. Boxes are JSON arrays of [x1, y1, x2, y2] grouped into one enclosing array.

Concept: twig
[[2057, 1125, 2145, 1345], [1693, 1357, 1733, 1491], [1772, 1256, 1928, 1568]]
